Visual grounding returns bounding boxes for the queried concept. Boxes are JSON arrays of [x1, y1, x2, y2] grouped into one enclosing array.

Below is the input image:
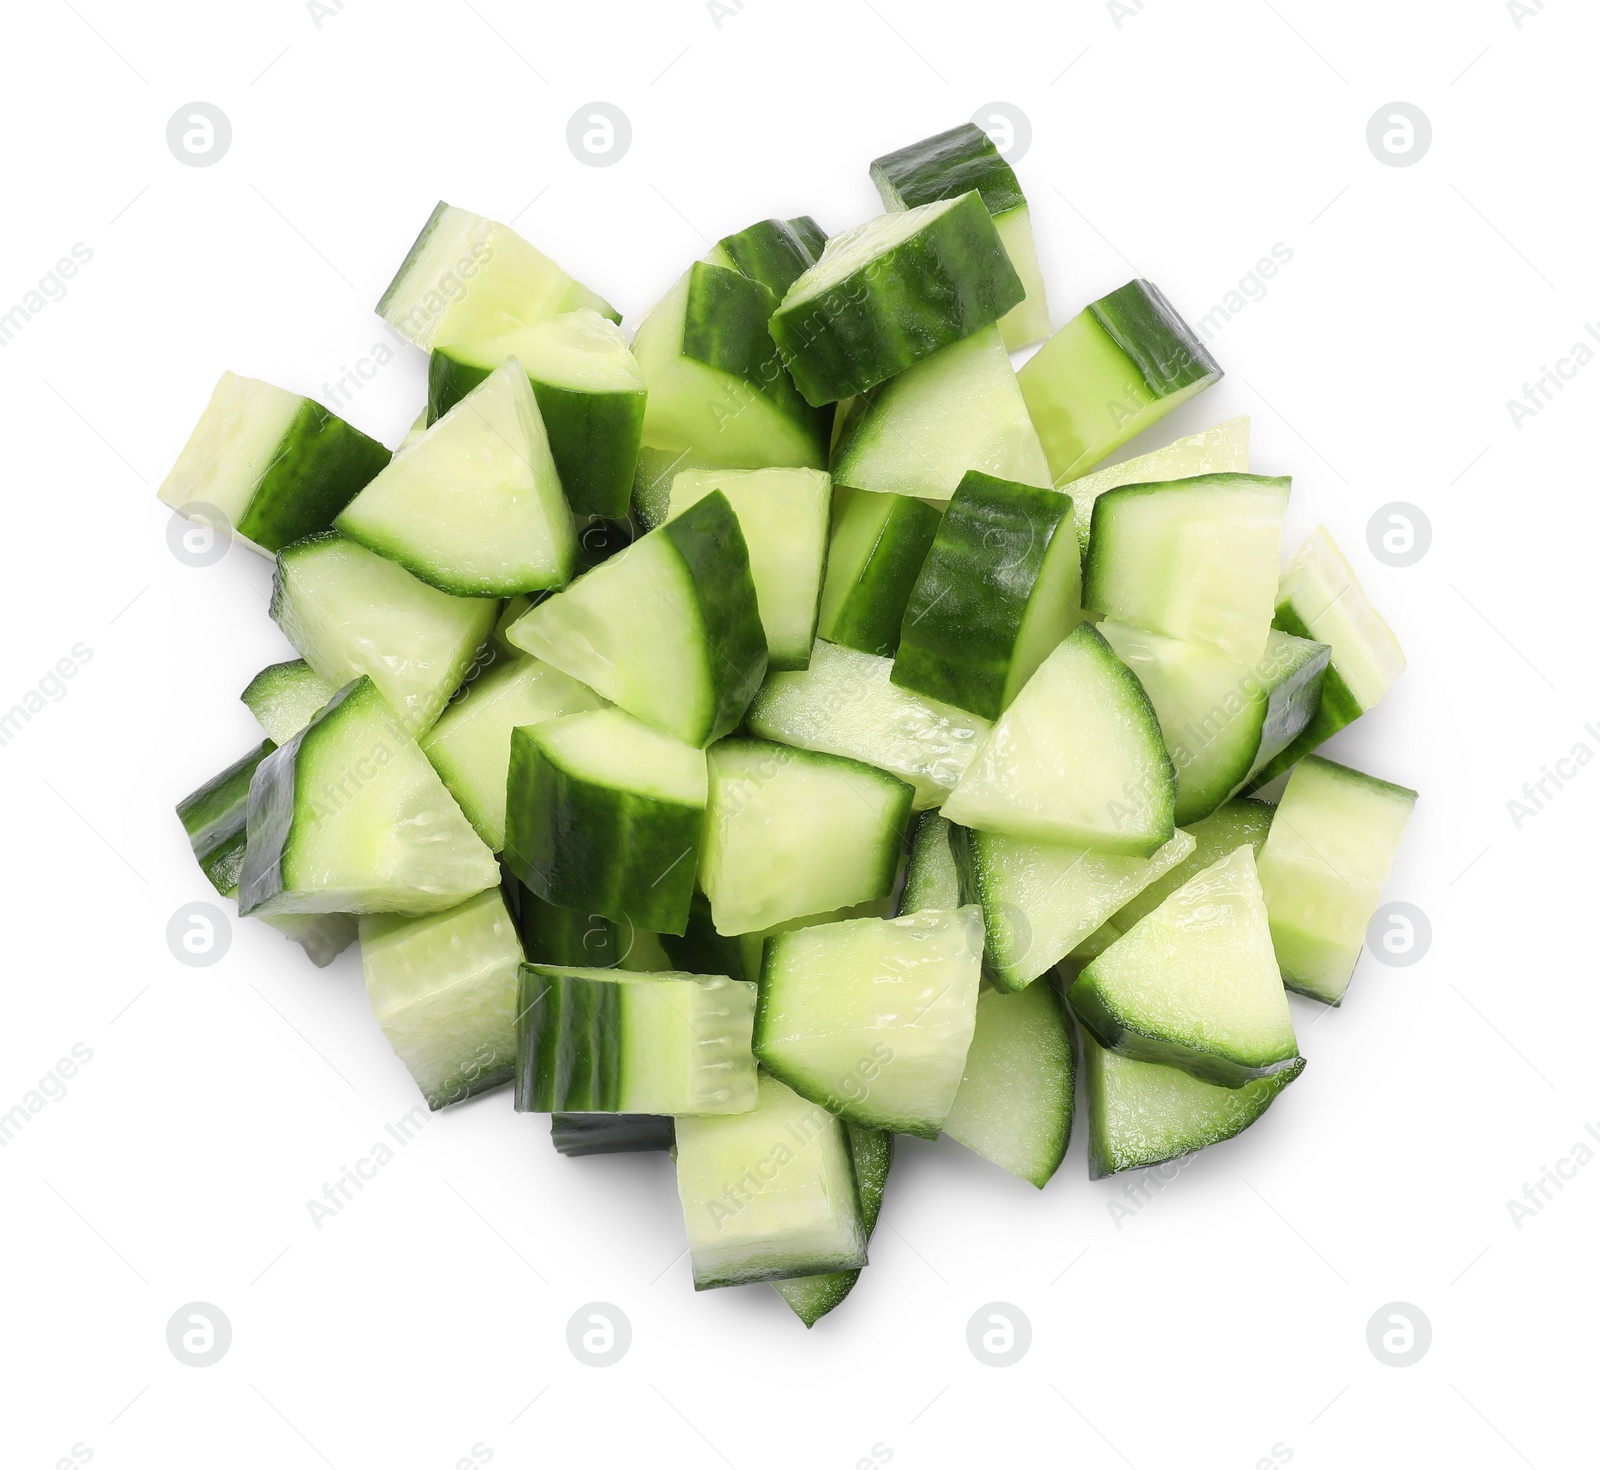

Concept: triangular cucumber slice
[[1112, 798, 1275, 932], [1099, 621, 1329, 825], [754, 907, 984, 1138], [1066, 846, 1301, 1088], [336, 361, 577, 596], [734, 897, 894, 989], [815, 488, 943, 658], [941, 623, 1176, 855], [942, 981, 1074, 1187], [899, 811, 962, 914], [952, 826, 1197, 992], [832, 328, 1050, 502], [271, 534, 498, 738], [708, 215, 827, 299], [1082, 1029, 1305, 1178], [241, 659, 340, 745], [506, 490, 767, 747], [238, 677, 499, 917]]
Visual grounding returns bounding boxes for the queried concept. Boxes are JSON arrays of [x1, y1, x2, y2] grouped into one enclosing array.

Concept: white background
[[1, 0, 1593, 1464]]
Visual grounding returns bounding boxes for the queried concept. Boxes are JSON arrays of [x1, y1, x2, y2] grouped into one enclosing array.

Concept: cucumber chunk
[[515, 964, 757, 1114], [178, 740, 276, 895], [941, 623, 1176, 856], [660, 893, 749, 981], [952, 826, 1197, 992], [1066, 847, 1301, 1088], [507, 490, 767, 747], [239, 677, 499, 917], [773, 1121, 891, 1326], [516, 885, 632, 970], [1249, 527, 1407, 789], [673, 1072, 868, 1290], [735, 898, 894, 992], [771, 193, 1024, 405], [1085, 473, 1291, 666], [1082, 1029, 1304, 1178], [1019, 279, 1223, 485], [816, 488, 942, 657], [755, 907, 984, 1138], [241, 659, 340, 745], [667, 466, 832, 671], [892, 471, 1083, 719], [158, 371, 391, 555], [1112, 798, 1275, 932], [1064, 415, 1250, 557], [709, 216, 827, 298], [899, 810, 962, 914], [632, 264, 828, 471], [630, 445, 737, 531], [359, 887, 522, 1109], [870, 123, 1049, 350], [427, 310, 646, 519], [700, 739, 913, 936], [421, 656, 605, 851], [552, 1113, 675, 1157], [504, 707, 707, 937], [831, 328, 1051, 502], [271, 534, 498, 739], [378, 200, 617, 349], [1257, 755, 1417, 1005], [336, 360, 577, 597], [942, 981, 1074, 1187], [1099, 622, 1329, 824], [747, 640, 992, 810]]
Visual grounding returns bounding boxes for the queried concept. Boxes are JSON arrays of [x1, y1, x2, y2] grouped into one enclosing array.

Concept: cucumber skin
[[177, 740, 275, 876], [502, 727, 704, 937], [820, 493, 942, 658], [236, 401, 392, 552], [898, 811, 962, 914], [772, 193, 1025, 406], [714, 217, 826, 300], [514, 964, 623, 1111], [428, 352, 643, 519], [891, 472, 1074, 719], [870, 123, 1025, 217], [551, 1113, 675, 1156], [1091, 280, 1221, 399], [516, 885, 625, 969], [1245, 601, 1366, 790], [660, 892, 747, 981]]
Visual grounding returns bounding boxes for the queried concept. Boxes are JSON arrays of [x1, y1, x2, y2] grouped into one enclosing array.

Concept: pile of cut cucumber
[[166, 123, 1414, 1325]]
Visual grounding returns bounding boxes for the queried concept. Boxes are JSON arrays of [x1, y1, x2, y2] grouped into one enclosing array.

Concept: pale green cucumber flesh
[[815, 488, 942, 657], [1112, 798, 1275, 932], [241, 659, 341, 745]]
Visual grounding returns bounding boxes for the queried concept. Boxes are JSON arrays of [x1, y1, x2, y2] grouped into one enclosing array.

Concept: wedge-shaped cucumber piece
[[1067, 847, 1300, 1087], [551, 1113, 676, 1156], [239, 677, 499, 917], [378, 200, 617, 349], [421, 656, 605, 851], [871, 123, 1049, 350], [1112, 798, 1275, 932], [942, 623, 1175, 855], [630, 444, 734, 531], [1100, 622, 1329, 825], [943, 981, 1074, 1187], [1249, 527, 1408, 789], [504, 708, 707, 937], [633, 263, 828, 471], [674, 1072, 867, 1290], [427, 310, 646, 519], [660, 893, 749, 981], [1257, 755, 1417, 1005], [748, 640, 991, 811], [336, 361, 575, 596], [1083, 1030, 1304, 1177], [756, 907, 983, 1138], [893, 471, 1083, 719], [1019, 280, 1223, 485], [735, 898, 893, 992], [158, 371, 391, 555], [667, 466, 832, 671], [700, 740, 914, 936], [515, 964, 757, 1114], [1063, 415, 1250, 556], [772, 193, 1024, 405], [952, 826, 1197, 991], [709, 215, 827, 298], [1086, 473, 1290, 666], [241, 659, 340, 745], [832, 328, 1051, 502], [507, 490, 767, 747], [271, 534, 498, 739], [899, 811, 962, 913], [360, 888, 522, 1109], [773, 1121, 891, 1326], [816, 488, 942, 657]]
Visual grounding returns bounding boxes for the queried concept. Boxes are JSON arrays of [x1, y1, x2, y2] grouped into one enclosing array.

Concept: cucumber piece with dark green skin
[[177, 741, 275, 895], [241, 660, 340, 745], [551, 1113, 675, 1157], [898, 810, 962, 914], [816, 488, 942, 657], [709, 216, 827, 299], [514, 964, 757, 1113], [503, 708, 708, 937], [507, 490, 768, 748], [516, 885, 627, 970], [158, 372, 391, 555], [1019, 280, 1222, 485], [659, 893, 748, 981], [426, 310, 646, 519], [1111, 798, 1275, 932], [771, 192, 1024, 405], [892, 471, 1083, 719]]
